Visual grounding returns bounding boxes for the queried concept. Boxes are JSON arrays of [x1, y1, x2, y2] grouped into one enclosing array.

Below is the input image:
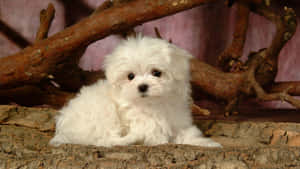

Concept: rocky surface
[[0, 105, 300, 169]]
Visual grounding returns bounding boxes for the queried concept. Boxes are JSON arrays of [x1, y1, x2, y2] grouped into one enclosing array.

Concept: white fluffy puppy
[[50, 36, 221, 147]]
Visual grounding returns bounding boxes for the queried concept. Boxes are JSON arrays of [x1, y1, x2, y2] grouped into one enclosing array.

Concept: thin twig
[[92, 0, 113, 15], [192, 104, 211, 116], [36, 3, 55, 41], [154, 27, 162, 39]]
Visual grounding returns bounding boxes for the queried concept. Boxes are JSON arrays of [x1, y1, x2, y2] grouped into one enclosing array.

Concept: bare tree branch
[[0, 0, 218, 89], [217, 2, 250, 71], [35, 3, 55, 41]]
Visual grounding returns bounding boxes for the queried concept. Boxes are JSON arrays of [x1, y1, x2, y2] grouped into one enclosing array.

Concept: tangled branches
[[0, 0, 299, 115]]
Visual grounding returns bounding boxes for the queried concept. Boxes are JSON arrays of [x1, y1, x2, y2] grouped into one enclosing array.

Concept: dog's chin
[[140, 93, 148, 98], [136, 92, 171, 105], [134, 93, 154, 100], [128, 93, 162, 103]]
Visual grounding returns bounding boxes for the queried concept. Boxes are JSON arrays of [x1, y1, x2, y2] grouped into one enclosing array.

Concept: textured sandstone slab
[[197, 120, 300, 147], [0, 105, 300, 168]]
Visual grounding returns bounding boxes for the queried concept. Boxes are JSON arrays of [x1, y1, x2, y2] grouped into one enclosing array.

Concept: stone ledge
[[0, 105, 300, 168]]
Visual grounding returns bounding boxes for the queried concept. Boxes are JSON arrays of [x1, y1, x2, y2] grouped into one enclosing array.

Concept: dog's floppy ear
[[168, 44, 193, 81], [103, 52, 119, 84]]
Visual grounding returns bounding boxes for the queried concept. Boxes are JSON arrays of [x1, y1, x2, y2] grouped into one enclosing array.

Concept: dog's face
[[104, 36, 192, 103]]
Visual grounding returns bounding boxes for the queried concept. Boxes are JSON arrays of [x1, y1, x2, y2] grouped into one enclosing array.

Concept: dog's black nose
[[138, 84, 148, 93]]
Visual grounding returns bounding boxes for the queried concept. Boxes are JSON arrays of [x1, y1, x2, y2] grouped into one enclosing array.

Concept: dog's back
[[50, 80, 123, 146]]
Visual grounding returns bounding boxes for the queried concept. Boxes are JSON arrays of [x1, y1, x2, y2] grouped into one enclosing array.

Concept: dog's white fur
[[50, 36, 221, 147]]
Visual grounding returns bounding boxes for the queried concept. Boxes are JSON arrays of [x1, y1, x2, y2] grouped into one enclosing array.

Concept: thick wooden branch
[[191, 58, 245, 100], [252, 6, 297, 86], [191, 3, 299, 111], [270, 82, 300, 96], [254, 6, 297, 63], [0, 85, 75, 108], [0, 0, 218, 89], [53, 68, 105, 92], [52, 1, 110, 91], [217, 2, 250, 71]]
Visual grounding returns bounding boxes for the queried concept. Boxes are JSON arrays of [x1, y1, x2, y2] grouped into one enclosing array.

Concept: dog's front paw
[[186, 137, 222, 148], [200, 139, 222, 148], [49, 135, 68, 147], [49, 137, 62, 147]]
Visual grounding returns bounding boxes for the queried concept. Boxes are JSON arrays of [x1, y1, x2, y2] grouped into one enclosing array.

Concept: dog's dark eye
[[128, 73, 135, 80], [152, 69, 161, 77]]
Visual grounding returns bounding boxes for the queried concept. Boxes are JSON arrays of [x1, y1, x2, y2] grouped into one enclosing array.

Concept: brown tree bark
[[217, 2, 250, 71], [0, 0, 218, 89], [0, 0, 299, 113]]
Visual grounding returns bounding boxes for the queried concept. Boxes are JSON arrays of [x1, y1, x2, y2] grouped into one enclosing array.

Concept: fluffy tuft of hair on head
[[103, 35, 193, 84]]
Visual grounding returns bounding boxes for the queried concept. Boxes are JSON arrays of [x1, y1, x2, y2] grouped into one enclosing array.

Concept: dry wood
[[270, 82, 300, 96], [0, 0, 299, 113], [35, 3, 55, 41], [0, 0, 218, 89], [217, 2, 250, 71]]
